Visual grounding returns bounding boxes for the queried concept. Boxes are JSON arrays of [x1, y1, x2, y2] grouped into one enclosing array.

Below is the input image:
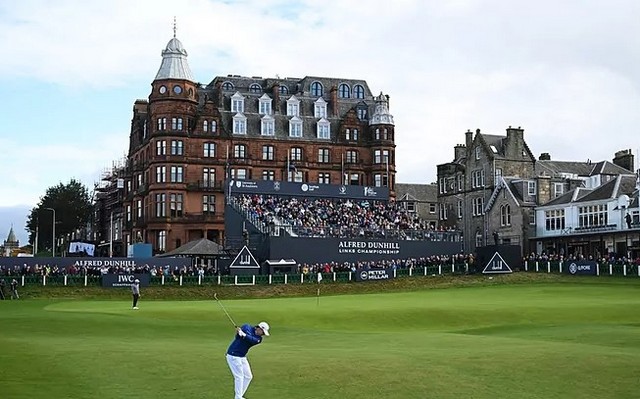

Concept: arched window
[[279, 85, 289, 95], [338, 83, 350, 98], [354, 84, 365, 99], [310, 81, 323, 97], [249, 83, 262, 93], [222, 81, 234, 91]]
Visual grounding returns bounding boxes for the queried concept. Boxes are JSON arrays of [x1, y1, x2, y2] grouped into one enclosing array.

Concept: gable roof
[[536, 159, 633, 178], [395, 183, 437, 202], [485, 177, 521, 212], [158, 238, 225, 257]]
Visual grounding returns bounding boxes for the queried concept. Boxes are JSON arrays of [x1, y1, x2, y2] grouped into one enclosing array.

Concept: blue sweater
[[226, 324, 262, 357]]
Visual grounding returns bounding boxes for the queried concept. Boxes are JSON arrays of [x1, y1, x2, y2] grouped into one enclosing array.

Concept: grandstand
[[222, 180, 463, 268]]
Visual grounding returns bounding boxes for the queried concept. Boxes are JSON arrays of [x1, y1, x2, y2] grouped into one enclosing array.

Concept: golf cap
[[258, 321, 270, 336]]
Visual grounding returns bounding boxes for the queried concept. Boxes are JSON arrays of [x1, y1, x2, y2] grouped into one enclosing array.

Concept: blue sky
[[1, 0, 640, 246]]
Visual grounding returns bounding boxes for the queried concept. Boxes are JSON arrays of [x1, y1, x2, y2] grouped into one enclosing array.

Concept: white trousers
[[226, 354, 253, 399]]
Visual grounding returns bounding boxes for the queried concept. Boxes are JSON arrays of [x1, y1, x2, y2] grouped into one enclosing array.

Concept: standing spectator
[[131, 278, 140, 310], [226, 321, 270, 399], [0, 279, 5, 300], [10, 278, 19, 300]]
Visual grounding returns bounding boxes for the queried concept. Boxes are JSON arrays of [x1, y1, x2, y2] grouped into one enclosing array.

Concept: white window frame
[[259, 94, 272, 115], [233, 113, 247, 135], [289, 116, 302, 137], [317, 118, 330, 139], [261, 115, 275, 136], [287, 96, 300, 116], [314, 97, 327, 118], [231, 92, 245, 113]]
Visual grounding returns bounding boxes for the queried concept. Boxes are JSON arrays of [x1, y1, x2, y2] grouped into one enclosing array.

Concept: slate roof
[[536, 160, 633, 177], [395, 183, 437, 202], [158, 238, 225, 257]]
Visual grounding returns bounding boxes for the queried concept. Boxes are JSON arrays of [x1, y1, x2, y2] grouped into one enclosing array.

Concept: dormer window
[[357, 103, 368, 120], [287, 95, 300, 116], [231, 92, 245, 113], [261, 115, 275, 136], [317, 118, 330, 139], [233, 113, 247, 135], [338, 83, 351, 98], [310, 81, 323, 97], [279, 85, 289, 95], [222, 81, 234, 91], [289, 116, 302, 137], [314, 97, 327, 118], [354, 84, 365, 99], [259, 94, 272, 115], [249, 84, 262, 93]]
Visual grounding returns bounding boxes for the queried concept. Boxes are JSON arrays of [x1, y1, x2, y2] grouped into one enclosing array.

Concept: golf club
[[214, 293, 238, 327]]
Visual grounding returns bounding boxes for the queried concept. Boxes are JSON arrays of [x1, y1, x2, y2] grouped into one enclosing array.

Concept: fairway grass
[[1, 281, 639, 399]]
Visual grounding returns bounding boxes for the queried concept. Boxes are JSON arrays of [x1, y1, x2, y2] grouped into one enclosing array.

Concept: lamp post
[[44, 207, 56, 257]]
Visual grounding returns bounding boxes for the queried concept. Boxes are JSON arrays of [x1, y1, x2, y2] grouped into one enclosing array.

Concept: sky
[[1, 0, 639, 245]]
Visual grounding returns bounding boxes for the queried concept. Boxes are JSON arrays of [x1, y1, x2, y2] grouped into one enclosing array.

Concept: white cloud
[[0, 0, 639, 201]]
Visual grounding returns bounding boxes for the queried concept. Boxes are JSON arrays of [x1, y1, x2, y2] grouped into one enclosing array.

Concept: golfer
[[226, 321, 270, 399], [131, 278, 140, 309]]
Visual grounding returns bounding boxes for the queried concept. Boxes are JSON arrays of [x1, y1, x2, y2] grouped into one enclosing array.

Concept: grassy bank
[[12, 272, 639, 300]]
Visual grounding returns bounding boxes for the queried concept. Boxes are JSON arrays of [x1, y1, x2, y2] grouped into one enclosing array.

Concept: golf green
[[1, 281, 639, 398]]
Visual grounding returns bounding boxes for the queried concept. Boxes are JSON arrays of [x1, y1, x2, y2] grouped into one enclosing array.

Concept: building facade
[[95, 32, 397, 255], [395, 183, 439, 230], [438, 126, 637, 256]]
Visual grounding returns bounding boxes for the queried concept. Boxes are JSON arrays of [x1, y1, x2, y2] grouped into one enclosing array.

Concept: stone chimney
[[465, 129, 474, 152], [330, 85, 338, 117], [539, 152, 551, 161], [536, 175, 552, 205], [613, 149, 634, 172], [272, 83, 280, 115], [454, 144, 466, 161], [505, 126, 524, 158]]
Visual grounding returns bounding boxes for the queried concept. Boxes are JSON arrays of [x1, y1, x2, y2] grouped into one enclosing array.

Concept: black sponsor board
[[0, 257, 191, 271], [226, 179, 389, 200], [102, 274, 151, 288], [355, 267, 395, 282], [482, 252, 513, 274], [566, 261, 597, 275], [269, 237, 462, 265]]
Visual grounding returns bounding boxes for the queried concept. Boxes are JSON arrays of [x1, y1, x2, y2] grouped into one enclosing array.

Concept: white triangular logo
[[482, 252, 513, 274], [230, 246, 260, 268]]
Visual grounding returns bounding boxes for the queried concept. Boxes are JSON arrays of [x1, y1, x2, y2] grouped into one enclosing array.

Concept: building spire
[[154, 21, 195, 82]]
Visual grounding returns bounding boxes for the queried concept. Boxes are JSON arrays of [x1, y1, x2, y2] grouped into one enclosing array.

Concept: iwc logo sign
[[569, 263, 578, 275], [359, 271, 368, 280]]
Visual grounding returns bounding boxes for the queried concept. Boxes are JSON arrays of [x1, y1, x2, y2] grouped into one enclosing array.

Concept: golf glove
[[238, 330, 246, 337]]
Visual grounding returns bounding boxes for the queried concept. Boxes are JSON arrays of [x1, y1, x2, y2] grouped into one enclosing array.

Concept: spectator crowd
[[232, 194, 460, 241]]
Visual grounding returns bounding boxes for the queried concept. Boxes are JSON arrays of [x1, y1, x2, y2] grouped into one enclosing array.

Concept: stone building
[[395, 183, 438, 229], [438, 126, 636, 255], [1, 226, 19, 257], [94, 30, 396, 254]]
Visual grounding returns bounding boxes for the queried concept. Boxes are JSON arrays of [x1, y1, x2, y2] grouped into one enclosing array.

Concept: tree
[[25, 179, 93, 255]]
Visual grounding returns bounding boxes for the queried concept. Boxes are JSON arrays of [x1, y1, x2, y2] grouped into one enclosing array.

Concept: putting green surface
[[1, 281, 639, 398]]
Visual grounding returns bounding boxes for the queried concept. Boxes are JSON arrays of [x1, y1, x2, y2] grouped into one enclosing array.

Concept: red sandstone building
[[94, 32, 397, 255]]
